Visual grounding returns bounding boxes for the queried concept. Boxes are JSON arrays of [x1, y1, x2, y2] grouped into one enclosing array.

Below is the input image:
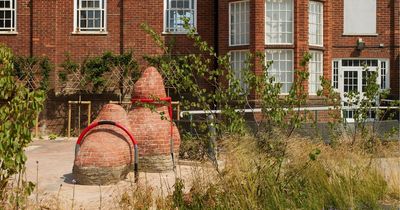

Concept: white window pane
[[309, 1, 323, 46], [165, 0, 196, 32], [0, 0, 15, 31], [266, 49, 294, 94], [266, 0, 293, 44], [230, 1, 250, 46], [76, 0, 105, 31], [309, 51, 323, 95], [230, 50, 250, 91]]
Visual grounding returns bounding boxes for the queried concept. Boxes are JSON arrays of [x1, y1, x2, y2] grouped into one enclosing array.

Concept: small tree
[[0, 46, 45, 206]]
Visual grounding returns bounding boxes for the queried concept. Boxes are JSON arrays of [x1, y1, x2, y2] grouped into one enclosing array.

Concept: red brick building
[[0, 0, 398, 131]]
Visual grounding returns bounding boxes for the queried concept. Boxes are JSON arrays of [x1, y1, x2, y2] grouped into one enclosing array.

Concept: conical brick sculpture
[[128, 67, 181, 172], [73, 104, 134, 185]]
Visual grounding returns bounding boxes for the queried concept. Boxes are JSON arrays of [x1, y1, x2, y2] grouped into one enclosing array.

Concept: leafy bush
[[59, 51, 139, 95], [13, 55, 52, 92], [0, 46, 45, 207]]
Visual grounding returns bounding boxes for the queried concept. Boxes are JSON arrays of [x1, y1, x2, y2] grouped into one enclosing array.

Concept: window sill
[[71, 31, 108, 35], [162, 31, 198, 35], [342, 33, 378, 37], [265, 43, 294, 46], [229, 44, 250, 47], [0, 31, 18, 35], [309, 44, 324, 48]]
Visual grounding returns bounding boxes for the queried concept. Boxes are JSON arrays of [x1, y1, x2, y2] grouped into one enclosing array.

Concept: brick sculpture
[[73, 104, 134, 185], [128, 67, 180, 172]]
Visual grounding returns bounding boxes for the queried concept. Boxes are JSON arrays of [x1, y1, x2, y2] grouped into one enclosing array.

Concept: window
[[309, 51, 323, 95], [309, 1, 323, 46], [343, 70, 358, 93], [380, 60, 389, 90], [74, 0, 106, 32], [265, 0, 293, 44], [229, 1, 250, 46], [164, 0, 196, 33], [0, 0, 16, 32], [342, 59, 378, 67], [344, 0, 376, 35], [266, 49, 294, 94], [230, 50, 250, 91], [332, 60, 339, 89]]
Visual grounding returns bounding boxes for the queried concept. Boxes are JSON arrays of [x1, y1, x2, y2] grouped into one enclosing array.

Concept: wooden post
[[78, 95, 81, 134], [177, 103, 180, 120], [68, 100, 92, 139], [68, 102, 72, 140], [87, 101, 91, 125], [35, 114, 39, 138]]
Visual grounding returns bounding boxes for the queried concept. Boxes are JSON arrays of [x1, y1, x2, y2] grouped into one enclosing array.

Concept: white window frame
[[335, 59, 389, 93], [332, 60, 339, 90], [230, 50, 250, 92], [308, 1, 323, 47], [380, 59, 390, 90], [73, 0, 107, 34], [163, 0, 197, 34], [308, 51, 323, 95], [0, 0, 17, 33], [265, 49, 294, 95], [229, 0, 250, 46], [265, 0, 294, 45]]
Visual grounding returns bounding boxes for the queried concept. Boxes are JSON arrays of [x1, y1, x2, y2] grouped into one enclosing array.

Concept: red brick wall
[[0, 0, 31, 56], [331, 0, 399, 98], [0, 0, 398, 132], [1, 0, 397, 97], [0, 0, 216, 86]]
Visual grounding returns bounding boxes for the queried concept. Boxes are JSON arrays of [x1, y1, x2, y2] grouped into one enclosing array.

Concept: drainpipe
[[29, 0, 33, 56], [213, 0, 219, 111], [120, 0, 124, 54], [214, 0, 219, 59]]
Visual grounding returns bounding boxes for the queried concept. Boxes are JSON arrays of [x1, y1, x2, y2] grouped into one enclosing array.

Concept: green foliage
[[142, 21, 251, 135], [318, 76, 342, 145], [323, 63, 400, 150], [48, 133, 58, 141], [0, 46, 45, 205], [13, 55, 53, 92], [142, 18, 316, 140], [82, 55, 110, 92], [102, 51, 139, 98], [59, 51, 139, 95]]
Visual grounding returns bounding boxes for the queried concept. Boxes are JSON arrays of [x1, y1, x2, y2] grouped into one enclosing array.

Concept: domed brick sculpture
[[128, 67, 181, 172], [73, 104, 134, 185]]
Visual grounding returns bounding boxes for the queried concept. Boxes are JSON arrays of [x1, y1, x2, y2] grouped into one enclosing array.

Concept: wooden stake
[[68, 103, 72, 140]]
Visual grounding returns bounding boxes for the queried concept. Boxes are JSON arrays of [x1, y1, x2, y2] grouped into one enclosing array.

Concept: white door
[[337, 59, 383, 122]]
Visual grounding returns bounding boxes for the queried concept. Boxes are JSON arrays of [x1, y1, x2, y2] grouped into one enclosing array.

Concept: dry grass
[[3, 135, 398, 209]]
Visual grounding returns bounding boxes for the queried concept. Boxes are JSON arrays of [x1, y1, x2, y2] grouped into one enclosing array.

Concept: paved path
[[25, 139, 208, 209]]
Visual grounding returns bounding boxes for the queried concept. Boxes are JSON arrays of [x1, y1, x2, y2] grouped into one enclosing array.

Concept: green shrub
[[48, 134, 58, 141], [0, 46, 45, 207]]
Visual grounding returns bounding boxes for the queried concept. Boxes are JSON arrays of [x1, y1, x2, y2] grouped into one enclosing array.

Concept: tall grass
[[154, 135, 393, 210]]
